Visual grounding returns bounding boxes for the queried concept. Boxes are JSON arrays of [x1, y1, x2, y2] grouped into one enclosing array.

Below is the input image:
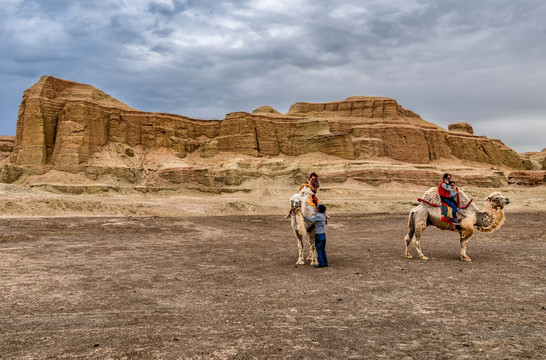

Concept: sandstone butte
[[1, 75, 543, 189]]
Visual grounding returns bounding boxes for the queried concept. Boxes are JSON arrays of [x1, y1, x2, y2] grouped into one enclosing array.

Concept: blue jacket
[[303, 213, 327, 235]]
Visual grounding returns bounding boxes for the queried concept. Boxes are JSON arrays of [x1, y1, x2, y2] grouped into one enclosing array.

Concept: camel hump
[[419, 186, 475, 209], [420, 187, 441, 204], [457, 188, 469, 202]]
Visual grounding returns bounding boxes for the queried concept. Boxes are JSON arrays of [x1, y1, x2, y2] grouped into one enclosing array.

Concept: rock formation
[[524, 149, 546, 171], [507, 171, 545, 186], [1, 76, 539, 189], [0, 136, 14, 161], [448, 122, 473, 134], [284, 98, 532, 167], [252, 105, 281, 115]]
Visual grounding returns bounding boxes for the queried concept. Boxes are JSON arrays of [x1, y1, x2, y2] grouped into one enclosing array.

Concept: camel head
[[299, 184, 312, 197], [486, 192, 510, 210], [290, 194, 303, 213], [475, 192, 509, 234]]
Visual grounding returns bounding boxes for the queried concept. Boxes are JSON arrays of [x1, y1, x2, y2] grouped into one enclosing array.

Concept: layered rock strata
[[1, 76, 535, 188], [291, 98, 529, 167], [0, 136, 14, 160], [448, 122, 474, 134], [524, 149, 546, 170], [507, 171, 545, 186]]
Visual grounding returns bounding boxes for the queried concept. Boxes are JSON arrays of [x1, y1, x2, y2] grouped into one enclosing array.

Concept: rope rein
[[418, 198, 473, 209], [417, 198, 438, 207], [460, 199, 473, 209]]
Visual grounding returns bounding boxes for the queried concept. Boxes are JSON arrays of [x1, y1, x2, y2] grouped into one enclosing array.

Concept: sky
[[1, 0, 545, 153]]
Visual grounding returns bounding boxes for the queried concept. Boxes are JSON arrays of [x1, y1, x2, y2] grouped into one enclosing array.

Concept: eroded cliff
[[1, 76, 538, 189]]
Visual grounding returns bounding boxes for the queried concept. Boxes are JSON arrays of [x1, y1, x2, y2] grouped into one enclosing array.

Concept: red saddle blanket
[[441, 202, 455, 224], [417, 197, 473, 224]]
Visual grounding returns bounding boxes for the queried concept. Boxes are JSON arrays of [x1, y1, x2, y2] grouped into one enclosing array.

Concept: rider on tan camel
[[439, 173, 460, 225], [286, 172, 321, 218], [301, 172, 320, 208]]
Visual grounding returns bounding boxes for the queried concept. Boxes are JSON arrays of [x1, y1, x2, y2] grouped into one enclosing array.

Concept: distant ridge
[[0, 75, 540, 189]]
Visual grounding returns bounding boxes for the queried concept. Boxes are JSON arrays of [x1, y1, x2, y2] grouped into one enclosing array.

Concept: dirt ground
[[1, 211, 544, 359]]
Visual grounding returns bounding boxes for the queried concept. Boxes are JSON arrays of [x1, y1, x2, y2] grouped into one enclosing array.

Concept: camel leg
[[404, 210, 416, 259], [307, 231, 318, 266], [459, 230, 473, 262], [460, 239, 471, 262], [411, 226, 429, 260], [295, 231, 305, 265], [404, 233, 413, 259]]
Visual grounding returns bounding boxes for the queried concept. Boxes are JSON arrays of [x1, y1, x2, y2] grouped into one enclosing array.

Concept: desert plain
[[1, 76, 545, 358], [1, 179, 545, 359]]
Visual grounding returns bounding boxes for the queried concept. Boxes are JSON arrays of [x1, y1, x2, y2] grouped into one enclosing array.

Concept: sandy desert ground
[[1, 179, 546, 217], [0, 183, 545, 359]]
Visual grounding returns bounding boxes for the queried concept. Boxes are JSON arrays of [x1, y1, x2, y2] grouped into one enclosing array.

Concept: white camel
[[289, 185, 318, 266], [404, 187, 510, 261]]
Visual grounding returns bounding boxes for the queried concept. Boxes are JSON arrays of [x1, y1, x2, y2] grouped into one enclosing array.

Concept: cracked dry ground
[[1, 212, 544, 359]]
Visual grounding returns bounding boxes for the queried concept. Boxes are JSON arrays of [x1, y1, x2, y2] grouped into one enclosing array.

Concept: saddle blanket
[[441, 202, 455, 224]]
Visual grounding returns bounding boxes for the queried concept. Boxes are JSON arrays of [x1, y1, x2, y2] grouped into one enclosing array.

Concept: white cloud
[[246, 0, 307, 12], [7, 16, 67, 46], [0, 0, 23, 14], [267, 25, 299, 38], [0, 0, 545, 152]]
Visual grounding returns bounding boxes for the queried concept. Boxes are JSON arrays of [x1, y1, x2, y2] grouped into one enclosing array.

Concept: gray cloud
[[1, 0, 545, 152]]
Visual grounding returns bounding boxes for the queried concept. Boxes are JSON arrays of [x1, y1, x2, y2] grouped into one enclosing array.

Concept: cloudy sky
[[1, 0, 545, 152]]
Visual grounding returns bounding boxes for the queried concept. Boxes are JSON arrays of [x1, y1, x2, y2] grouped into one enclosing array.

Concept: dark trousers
[[315, 233, 328, 266], [441, 196, 458, 215]]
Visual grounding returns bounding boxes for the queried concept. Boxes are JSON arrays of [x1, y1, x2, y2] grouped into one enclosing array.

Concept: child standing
[[304, 204, 328, 268]]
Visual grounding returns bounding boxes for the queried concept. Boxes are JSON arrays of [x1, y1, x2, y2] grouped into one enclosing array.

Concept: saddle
[[441, 202, 456, 224], [300, 184, 319, 207], [418, 196, 473, 224]]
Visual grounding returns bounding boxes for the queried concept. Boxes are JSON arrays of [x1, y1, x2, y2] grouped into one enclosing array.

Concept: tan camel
[[404, 187, 510, 261], [289, 185, 318, 266]]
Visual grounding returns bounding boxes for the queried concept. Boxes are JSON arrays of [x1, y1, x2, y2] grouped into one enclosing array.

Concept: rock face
[[524, 149, 546, 170], [449, 122, 473, 134], [10, 76, 222, 172], [0, 136, 14, 161], [1, 76, 536, 187], [8, 76, 358, 173], [0, 137, 18, 182], [286, 97, 530, 168], [507, 171, 545, 186], [252, 105, 281, 115]]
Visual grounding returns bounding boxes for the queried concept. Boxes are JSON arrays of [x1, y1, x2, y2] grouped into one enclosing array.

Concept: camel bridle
[[489, 196, 509, 209]]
